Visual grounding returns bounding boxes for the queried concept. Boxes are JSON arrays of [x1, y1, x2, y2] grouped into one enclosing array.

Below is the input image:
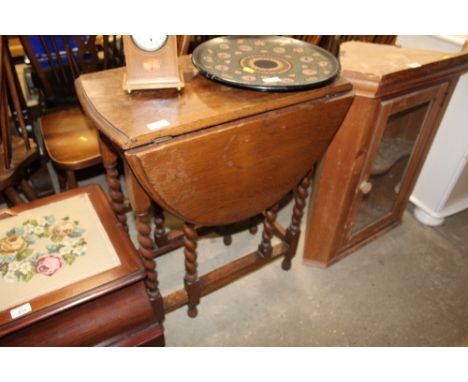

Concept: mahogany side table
[[76, 56, 353, 320], [303, 42, 468, 267]]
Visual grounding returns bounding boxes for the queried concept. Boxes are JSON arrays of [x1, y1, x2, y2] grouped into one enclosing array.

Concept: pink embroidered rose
[[51, 221, 76, 237], [0, 236, 27, 255], [36, 254, 64, 276]]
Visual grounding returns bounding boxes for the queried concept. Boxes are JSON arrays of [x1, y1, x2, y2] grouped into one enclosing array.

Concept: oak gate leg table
[[76, 56, 353, 321]]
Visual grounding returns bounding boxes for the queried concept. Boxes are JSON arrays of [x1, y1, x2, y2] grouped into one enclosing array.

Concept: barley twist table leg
[[183, 223, 200, 318], [249, 216, 258, 234], [136, 211, 163, 307], [257, 204, 279, 258], [282, 173, 311, 270], [152, 202, 168, 247], [124, 161, 164, 322], [104, 162, 128, 231], [99, 135, 128, 231]]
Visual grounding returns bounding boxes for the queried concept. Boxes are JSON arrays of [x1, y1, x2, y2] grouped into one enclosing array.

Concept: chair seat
[[41, 107, 101, 170], [0, 137, 38, 189]]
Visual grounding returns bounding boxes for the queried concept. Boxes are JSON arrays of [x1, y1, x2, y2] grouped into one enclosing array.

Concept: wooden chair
[[0, 184, 164, 346], [177, 35, 193, 56], [0, 36, 40, 205], [291, 35, 323, 45], [19, 36, 124, 190]]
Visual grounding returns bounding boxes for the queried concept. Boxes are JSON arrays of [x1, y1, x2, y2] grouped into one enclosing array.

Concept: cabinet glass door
[[350, 101, 431, 235]]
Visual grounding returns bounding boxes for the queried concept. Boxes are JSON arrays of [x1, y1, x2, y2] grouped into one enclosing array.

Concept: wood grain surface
[[125, 93, 352, 225], [41, 107, 101, 170], [76, 55, 352, 149]]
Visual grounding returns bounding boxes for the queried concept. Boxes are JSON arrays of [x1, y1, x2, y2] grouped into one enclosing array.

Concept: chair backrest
[[20, 35, 124, 107], [173, 35, 396, 58], [1, 36, 31, 171], [177, 35, 193, 56], [291, 35, 322, 45]]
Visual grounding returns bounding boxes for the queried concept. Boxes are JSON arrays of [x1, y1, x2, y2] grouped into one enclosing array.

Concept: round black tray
[[192, 36, 340, 92]]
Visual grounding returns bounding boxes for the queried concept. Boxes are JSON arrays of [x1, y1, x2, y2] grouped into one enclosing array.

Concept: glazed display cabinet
[[303, 41, 468, 267]]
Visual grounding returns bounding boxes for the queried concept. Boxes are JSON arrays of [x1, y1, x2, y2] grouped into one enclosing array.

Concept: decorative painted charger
[[192, 36, 340, 92]]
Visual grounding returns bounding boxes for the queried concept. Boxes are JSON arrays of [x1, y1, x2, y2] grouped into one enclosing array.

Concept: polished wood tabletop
[[76, 56, 352, 150]]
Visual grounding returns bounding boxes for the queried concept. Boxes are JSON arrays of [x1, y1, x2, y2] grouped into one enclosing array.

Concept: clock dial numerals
[[132, 35, 168, 52]]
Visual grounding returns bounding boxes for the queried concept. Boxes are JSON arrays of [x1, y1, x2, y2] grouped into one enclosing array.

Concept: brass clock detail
[[122, 35, 184, 93]]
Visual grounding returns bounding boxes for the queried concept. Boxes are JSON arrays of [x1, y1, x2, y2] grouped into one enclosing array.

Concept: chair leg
[[55, 167, 78, 191], [56, 168, 67, 191], [3, 187, 24, 205], [19, 179, 38, 201], [183, 222, 200, 318], [257, 204, 279, 258], [282, 173, 311, 271], [66, 169, 78, 189]]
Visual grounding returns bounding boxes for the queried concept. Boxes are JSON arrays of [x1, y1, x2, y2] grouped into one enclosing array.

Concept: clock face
[[131, 35, 168, 52]]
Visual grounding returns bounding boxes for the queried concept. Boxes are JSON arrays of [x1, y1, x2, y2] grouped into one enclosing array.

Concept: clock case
[[122, 35, 184, 93]]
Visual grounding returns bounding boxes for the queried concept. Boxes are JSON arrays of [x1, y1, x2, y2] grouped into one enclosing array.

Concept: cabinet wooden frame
[[340, 83, 450, 255], [302, 42, 468, 268]]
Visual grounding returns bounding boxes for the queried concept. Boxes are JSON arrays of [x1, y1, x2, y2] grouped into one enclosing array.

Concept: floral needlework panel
[[0, 193, 121, 312]]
